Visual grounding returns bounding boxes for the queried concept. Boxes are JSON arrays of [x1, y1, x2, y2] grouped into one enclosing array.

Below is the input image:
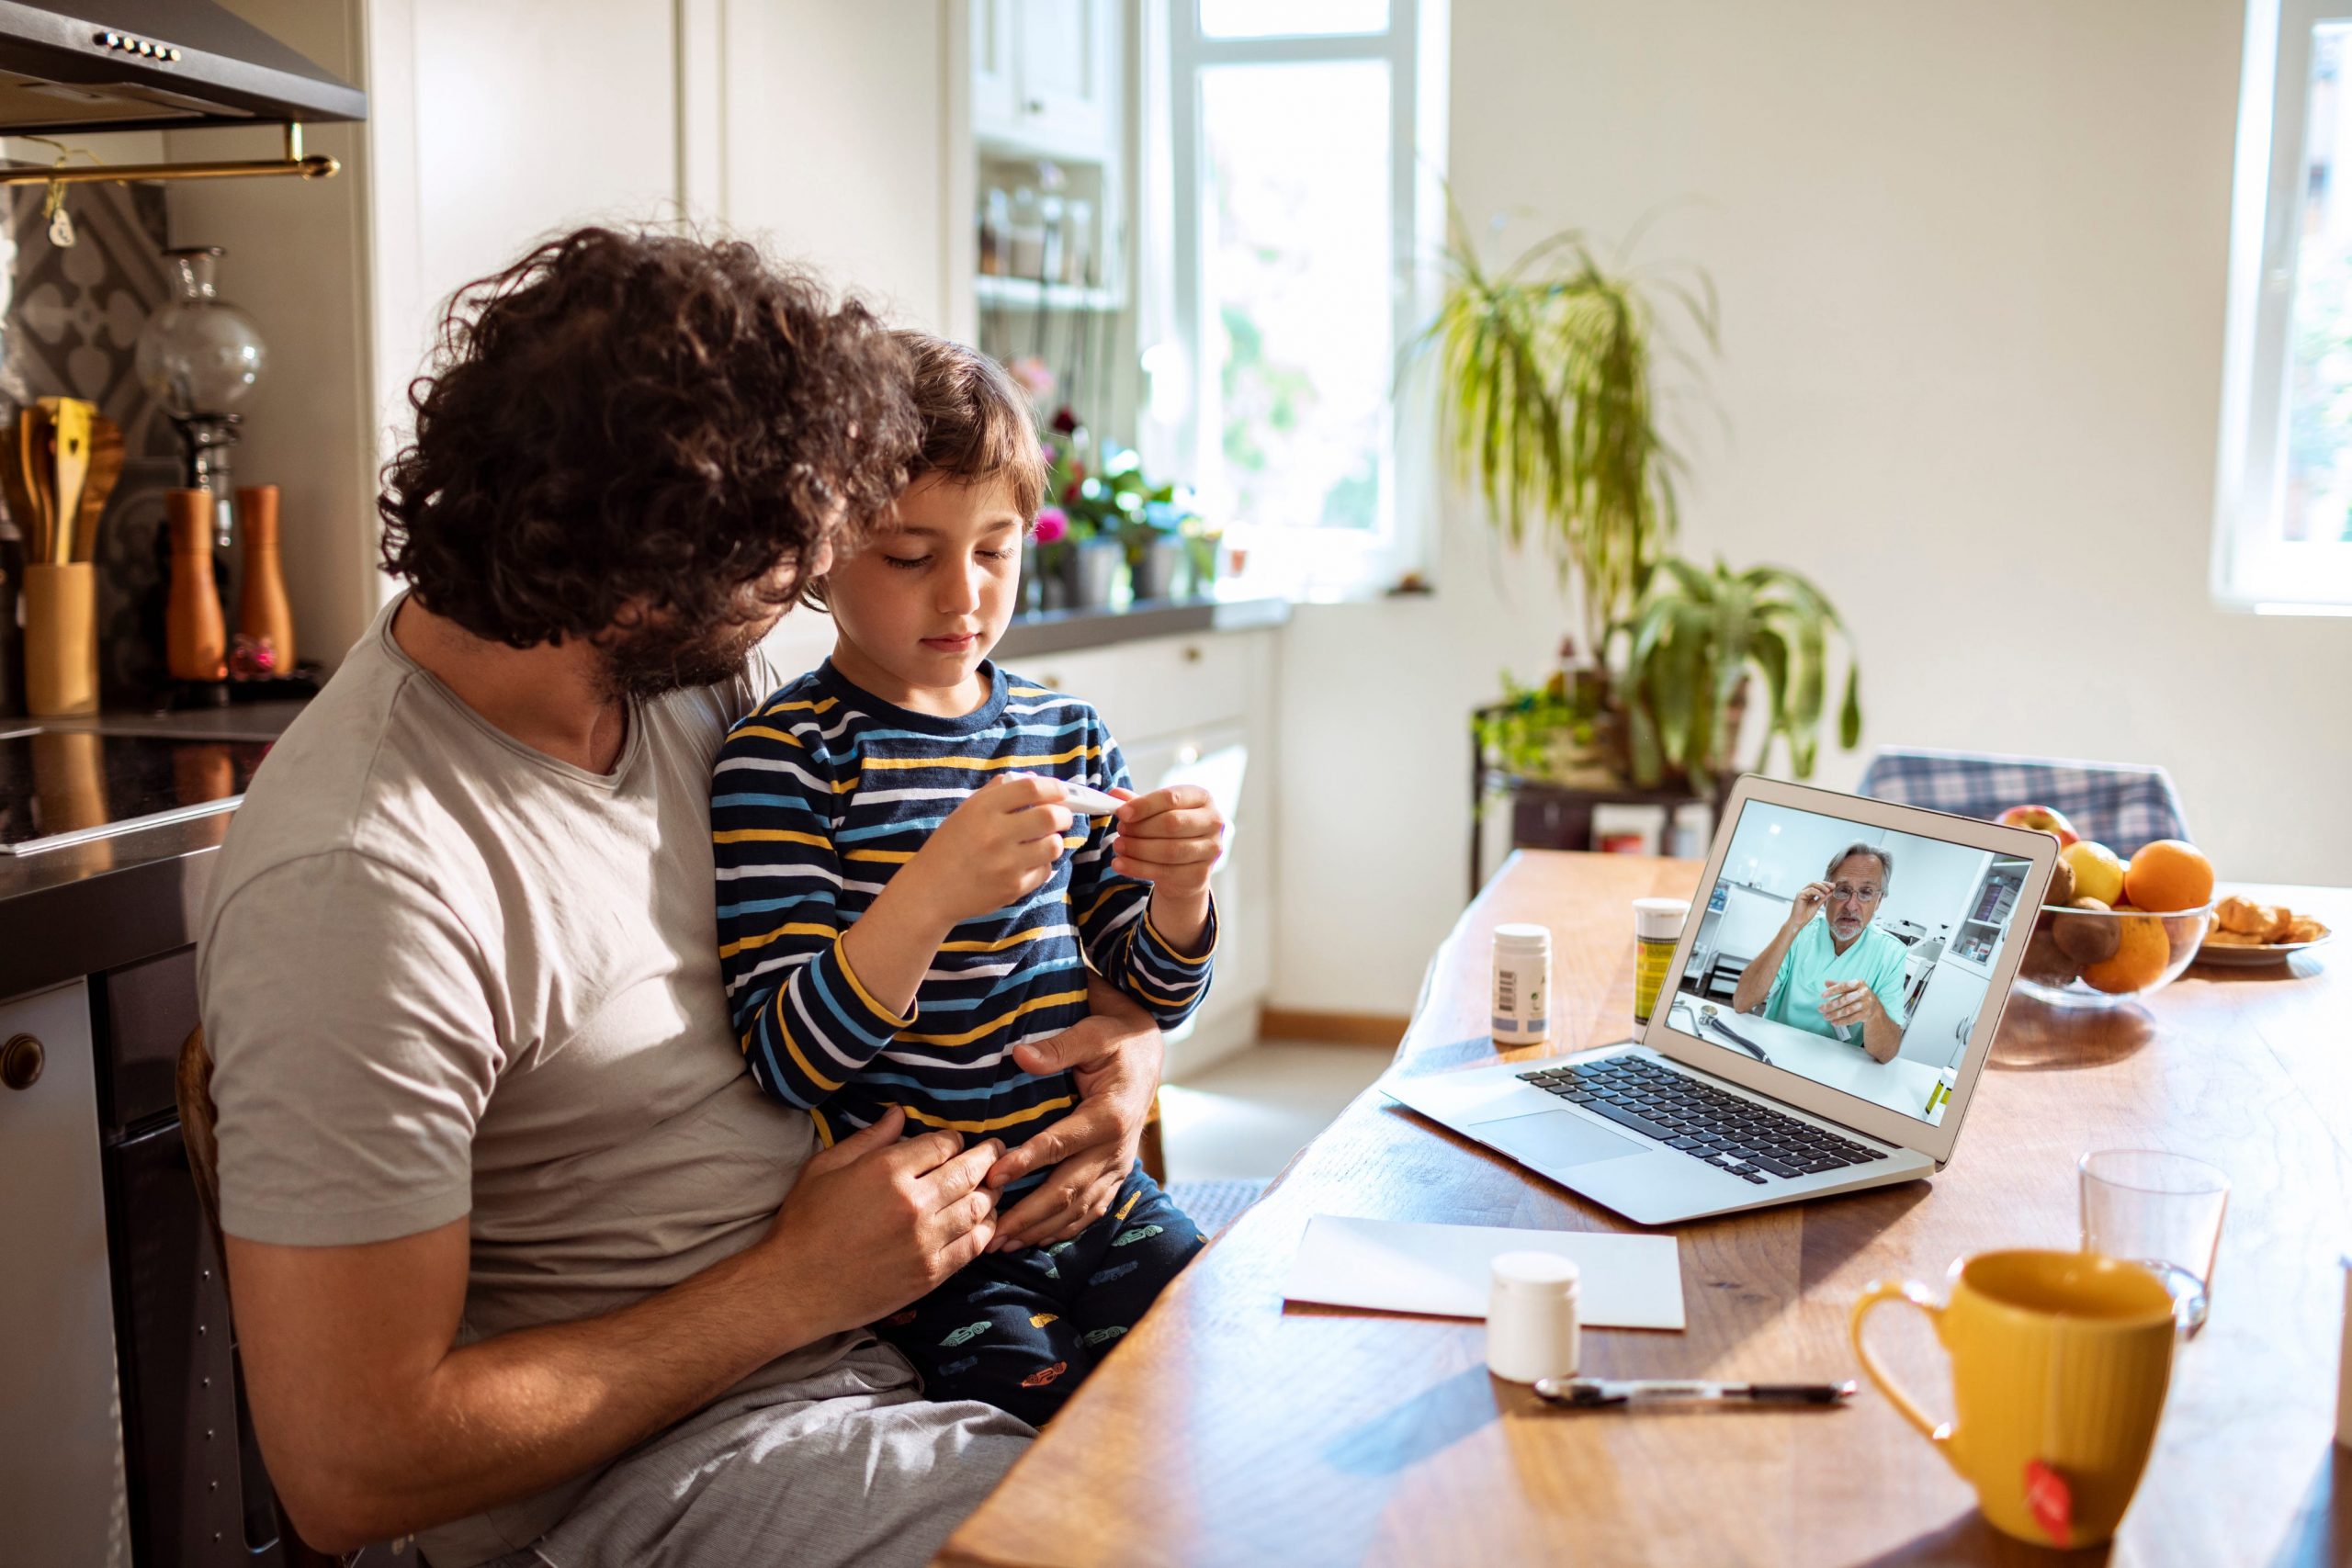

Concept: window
[[1148, 0, 1445, 597], [2215, 0, 2352, 612]]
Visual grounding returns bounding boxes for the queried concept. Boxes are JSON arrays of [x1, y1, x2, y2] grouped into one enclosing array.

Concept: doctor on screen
[[1732, 842, 1910, 1061]]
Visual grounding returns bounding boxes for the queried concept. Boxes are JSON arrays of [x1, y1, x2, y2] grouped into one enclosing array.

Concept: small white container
[[1492, 923, 1552, 1045], [1487, 1251, 1581, 1383]]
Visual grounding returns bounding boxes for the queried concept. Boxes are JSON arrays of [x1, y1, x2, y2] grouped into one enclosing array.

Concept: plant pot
[[1064, 537, 1125, 610], [1182, 533, 1220, 599], [1127, 536, 1183, 603]]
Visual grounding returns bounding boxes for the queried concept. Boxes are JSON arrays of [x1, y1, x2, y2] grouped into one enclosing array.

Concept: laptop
[[1385, 775, 2059, 1225]]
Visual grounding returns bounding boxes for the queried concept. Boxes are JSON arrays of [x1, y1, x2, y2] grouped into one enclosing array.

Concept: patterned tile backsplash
[[1, 176, 184, 700]]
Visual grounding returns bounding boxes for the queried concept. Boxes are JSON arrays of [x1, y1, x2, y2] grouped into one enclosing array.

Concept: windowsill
[[994, 595, 1290, 659]]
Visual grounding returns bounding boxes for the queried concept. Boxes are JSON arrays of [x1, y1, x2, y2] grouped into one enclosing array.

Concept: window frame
[[2215, 0, 2352, 614], [1154, 0, 1444, 599]]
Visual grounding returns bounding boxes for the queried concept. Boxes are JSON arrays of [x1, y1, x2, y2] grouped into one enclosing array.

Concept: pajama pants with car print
[[874, 1164, 1205, 1427]]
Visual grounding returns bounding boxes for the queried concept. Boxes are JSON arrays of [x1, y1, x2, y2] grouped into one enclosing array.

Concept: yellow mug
[[1849, 1249, 2177, 1549]]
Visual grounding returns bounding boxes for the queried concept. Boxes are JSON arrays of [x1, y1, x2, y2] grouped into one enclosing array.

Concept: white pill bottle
[[1491, 922, 1552, 1045]]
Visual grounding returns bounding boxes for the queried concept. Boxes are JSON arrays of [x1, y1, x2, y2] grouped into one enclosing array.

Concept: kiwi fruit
[[2045, 857, 2075, 908], [2021, 930, 2082, 987], [2052, 897, 2121, 965]]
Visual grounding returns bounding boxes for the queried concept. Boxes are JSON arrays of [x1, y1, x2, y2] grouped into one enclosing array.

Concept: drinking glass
[[2078, 1149, 2229, 1336]]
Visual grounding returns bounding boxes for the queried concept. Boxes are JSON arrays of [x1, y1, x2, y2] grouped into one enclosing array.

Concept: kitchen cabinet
[[972, 0, 1121, 160], [1898, 959, 1989, 1071], [972, 0, 1020, 131], [0, 978, 130, 1568]]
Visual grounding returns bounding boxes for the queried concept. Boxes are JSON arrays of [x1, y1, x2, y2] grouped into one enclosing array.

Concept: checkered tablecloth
[[1857, 748, 2192, 858]]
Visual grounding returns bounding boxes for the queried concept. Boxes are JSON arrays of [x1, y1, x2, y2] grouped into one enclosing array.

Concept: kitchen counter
[[0, 701, 308, 1001], [993, 594, 1288, 660]]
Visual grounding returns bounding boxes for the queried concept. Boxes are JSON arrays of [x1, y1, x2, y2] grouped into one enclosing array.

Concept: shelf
[[975, 274, 1125, 311]]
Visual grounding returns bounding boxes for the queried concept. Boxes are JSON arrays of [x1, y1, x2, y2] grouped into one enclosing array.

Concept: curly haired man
[[196, 229, 1164, 1568]]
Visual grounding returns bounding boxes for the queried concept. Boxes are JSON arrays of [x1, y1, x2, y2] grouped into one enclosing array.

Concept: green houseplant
[[1420, 205, 1713, 654], [1427, 202, 1864, 795], [1611, 558, 1861, 793]]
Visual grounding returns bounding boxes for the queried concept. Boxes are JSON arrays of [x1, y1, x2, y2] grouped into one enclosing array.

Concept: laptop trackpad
[[1473, 1109, 1649, 1169]]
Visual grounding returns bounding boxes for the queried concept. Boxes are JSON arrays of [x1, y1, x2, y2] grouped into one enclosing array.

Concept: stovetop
[[0, 727, 275, 854]]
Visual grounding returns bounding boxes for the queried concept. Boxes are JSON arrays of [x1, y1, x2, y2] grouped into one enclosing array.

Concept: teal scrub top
[[1762, 919, 1912, 1041]]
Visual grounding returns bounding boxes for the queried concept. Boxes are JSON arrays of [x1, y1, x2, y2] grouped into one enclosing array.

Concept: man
[[1732, 842, 1910, 1061], [197, 229, 1163, 1567]]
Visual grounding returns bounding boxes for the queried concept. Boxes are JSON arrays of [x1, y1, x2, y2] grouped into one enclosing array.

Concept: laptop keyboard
[[1517, 1055, 1891, 1184]]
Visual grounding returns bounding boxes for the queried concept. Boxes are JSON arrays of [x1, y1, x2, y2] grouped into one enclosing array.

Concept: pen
[[1532, 1377, 1857, 1408]]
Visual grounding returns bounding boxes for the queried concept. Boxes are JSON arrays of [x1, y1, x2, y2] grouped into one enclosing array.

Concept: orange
[[2121, 840, 2215, 914], [2081, 914, 2171, 993]]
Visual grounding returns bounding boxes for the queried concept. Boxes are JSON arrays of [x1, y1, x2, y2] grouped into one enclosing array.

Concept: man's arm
[[1734, 882, 1832, 1015], [228, 1109, 1002, 1552], [983, 976, 1164, 1251]]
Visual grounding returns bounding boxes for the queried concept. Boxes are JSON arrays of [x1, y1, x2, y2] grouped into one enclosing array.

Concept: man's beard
[[596, 610, 774, 701]]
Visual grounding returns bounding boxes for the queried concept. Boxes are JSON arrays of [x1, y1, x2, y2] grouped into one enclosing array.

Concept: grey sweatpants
[[471, 1343, 1034, 1568]]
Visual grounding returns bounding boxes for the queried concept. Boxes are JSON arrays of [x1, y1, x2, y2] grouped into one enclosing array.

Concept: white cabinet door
[[1897, 958, 1989, 1071], [1011, 0, 1110, 150], [1005, 0, 1117, 157], [0, 980, 129, 1568], [971, 0, 1022, 141]]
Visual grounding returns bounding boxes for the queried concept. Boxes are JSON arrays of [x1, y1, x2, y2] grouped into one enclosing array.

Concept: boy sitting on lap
[[712, 333, 1222, 1426]]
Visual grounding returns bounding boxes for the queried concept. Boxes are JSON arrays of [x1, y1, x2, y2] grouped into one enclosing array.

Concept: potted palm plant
[[1424, 204, 1862, 794], [1611, 558, 1861, 792]]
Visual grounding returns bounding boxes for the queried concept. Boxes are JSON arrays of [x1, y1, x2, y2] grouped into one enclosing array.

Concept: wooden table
[[939, 852, 2352, 1568]]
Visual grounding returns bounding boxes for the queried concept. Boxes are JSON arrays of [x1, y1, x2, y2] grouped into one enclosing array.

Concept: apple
[[1997, 805, 2081, 848], [2062, 840, 2126, 907]]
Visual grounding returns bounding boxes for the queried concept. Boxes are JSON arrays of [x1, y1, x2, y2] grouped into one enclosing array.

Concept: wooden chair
[[176, 1029, 350, 1568]]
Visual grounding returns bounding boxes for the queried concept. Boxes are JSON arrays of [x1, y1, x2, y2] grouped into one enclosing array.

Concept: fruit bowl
[[2015, 904, 2214, 1010]]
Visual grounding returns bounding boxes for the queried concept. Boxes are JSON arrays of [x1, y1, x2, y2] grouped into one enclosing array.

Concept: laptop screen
[[1667, 797, 2036, 1127]]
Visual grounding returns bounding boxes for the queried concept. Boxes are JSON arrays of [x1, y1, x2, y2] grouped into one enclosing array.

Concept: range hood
[[0, 1, 363, 137]]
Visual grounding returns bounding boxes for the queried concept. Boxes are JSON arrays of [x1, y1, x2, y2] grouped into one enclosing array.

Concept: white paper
[[1284, 1214, 1686, 1331]]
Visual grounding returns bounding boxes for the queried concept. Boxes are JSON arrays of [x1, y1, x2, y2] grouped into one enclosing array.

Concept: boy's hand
[[901, 774, 1074, 926], [1109, 785, 1225, 896]]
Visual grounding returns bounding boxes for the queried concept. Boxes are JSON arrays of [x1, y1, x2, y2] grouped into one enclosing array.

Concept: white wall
[[1271, 0, 2349, 1014]]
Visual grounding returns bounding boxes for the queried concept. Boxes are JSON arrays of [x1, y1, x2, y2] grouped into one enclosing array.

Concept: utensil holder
[[23, 560, 98, 716]]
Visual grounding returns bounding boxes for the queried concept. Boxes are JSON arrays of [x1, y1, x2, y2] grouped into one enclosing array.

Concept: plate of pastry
[[2197, 895, 2334, 965]]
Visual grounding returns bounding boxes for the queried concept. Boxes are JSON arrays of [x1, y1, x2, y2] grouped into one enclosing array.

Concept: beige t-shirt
[[197, 594, 853, 1565]]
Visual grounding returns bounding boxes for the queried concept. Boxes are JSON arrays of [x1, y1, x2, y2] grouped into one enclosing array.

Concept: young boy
[[711, 333, 1224, 1427]]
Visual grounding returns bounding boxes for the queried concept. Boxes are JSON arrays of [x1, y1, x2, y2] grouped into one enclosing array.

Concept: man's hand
[[763, 1106, 1003, 1335], [1820, 980, 1902, 1062], [1787, 880, 1836, 931], [902, 775, 1074, 927], [985, 981, 1163, 1251]]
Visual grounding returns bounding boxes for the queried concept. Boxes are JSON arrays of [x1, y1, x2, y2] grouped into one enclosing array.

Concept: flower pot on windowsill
[[1064, 536, 1125, 610], [1126, 536, 1183, 603]]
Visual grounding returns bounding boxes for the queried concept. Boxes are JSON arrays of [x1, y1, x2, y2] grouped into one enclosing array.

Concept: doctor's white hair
[[1826, 841, 1893, 889]]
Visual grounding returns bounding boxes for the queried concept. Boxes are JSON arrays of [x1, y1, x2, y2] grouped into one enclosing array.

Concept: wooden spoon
[[38, 398, 91, 564], [17, 406, 51, 564], [72, 414, 122, 564]]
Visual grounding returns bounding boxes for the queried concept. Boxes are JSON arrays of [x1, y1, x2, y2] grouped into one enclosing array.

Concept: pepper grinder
[[165, 489, 227, 682], [236, 484, 294, 674]]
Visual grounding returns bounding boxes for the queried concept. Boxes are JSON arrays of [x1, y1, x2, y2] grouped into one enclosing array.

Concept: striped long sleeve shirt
[[711, 660, 1216, 1165]]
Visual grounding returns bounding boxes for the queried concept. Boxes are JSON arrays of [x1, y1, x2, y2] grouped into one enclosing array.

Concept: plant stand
[[1468, 702, 1712, 897]]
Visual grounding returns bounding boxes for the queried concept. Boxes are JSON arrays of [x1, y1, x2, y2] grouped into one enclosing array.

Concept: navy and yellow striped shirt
[[711, 660, 1215, 1168]]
